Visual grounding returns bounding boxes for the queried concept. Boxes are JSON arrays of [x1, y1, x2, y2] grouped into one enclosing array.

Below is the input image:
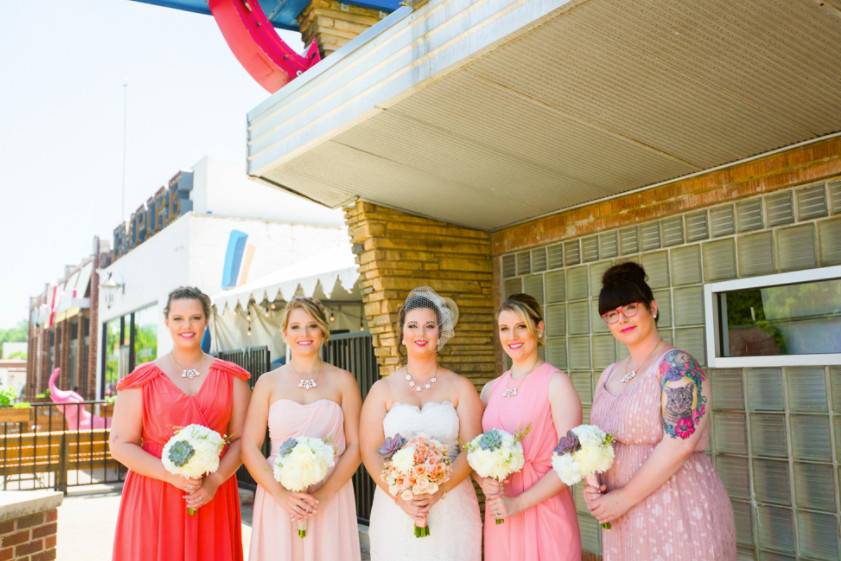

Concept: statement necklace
[[405, 368, 438, 392], [172, 354, 205, 380], [293, 363, 320, 391], [620, 341, 663, 384]]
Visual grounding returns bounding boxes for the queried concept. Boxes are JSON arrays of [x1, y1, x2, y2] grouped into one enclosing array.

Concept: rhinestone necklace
[[172, 353, 206, 380], [620, 341, 663, 384], [404, 368, 438, 392], [292, 362, 320, 391]]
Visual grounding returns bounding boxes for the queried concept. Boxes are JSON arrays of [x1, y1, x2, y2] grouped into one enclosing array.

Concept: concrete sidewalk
[[57, 484, 369, 560]]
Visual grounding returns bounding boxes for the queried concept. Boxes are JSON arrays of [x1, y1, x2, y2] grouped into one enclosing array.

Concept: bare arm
[[443, 376, 484, 493], [359, 379, 389, 494], [185, 377, 251, 509], [109, 387, 200, 492], [313, 371, 363, 503], [586, 350, 709, 524], [491, 371, 581, 517]]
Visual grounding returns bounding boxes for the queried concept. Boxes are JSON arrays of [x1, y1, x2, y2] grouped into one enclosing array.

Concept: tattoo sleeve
[[659, 350, 707, 439]]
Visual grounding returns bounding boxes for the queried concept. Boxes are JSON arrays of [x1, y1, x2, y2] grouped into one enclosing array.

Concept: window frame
[[704, 264, 841, 367]]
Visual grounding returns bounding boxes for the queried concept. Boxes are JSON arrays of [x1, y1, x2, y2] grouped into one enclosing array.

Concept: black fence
[[0, 401, 125, 493], [215, 346, 273, 491], [323, 332, 379, 523], [218, 334, 380, 523]]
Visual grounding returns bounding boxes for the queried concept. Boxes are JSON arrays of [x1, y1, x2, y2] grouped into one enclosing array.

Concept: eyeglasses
[[601, 303, 641, 325]]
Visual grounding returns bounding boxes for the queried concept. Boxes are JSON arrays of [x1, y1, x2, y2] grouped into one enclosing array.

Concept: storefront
[[241, 1, 841, 558]]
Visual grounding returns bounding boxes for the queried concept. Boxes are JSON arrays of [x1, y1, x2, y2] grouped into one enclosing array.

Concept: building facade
[[240, 2, 841, 558]]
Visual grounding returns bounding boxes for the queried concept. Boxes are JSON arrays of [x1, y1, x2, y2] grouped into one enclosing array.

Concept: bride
[[360, 287, 483, 561]]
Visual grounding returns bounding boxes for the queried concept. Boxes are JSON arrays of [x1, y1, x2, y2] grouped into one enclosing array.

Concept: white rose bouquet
[[551, 424, 615, 528], [466, 427, 529, 524], [273, 436, 336, 537], [161, 424, 226, 515]]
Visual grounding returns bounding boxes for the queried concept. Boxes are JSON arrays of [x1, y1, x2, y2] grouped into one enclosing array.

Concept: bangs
[[598, 283, 651, 315]]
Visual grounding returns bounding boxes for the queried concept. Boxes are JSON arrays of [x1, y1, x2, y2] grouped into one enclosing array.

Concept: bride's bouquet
[[466, 427, 529, 524], [551, 424, 615, 528], [380, 434, 452, 538], [161, 424, 226, 515], [273, 436, 336, 537]]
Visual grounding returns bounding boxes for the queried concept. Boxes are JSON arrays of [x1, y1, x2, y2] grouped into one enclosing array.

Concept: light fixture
[[99, 271, 125, 294]]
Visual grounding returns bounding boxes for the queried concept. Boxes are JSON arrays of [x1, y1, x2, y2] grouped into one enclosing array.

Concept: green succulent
[[167, 440, 196, 467]]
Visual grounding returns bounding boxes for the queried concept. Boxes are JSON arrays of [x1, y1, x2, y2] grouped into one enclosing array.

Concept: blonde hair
[[281, 297, 330, 343], [498, 293, 544, 345]]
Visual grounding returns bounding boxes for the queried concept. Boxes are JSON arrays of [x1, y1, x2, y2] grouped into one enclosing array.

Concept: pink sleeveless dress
[[482, 363, 581, 561], [248, 399, 360, 561], [590, 349, 736, 561]]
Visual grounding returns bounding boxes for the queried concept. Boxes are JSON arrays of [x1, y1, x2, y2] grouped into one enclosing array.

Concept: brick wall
[[344, 201, 497, 385], [492, 136, 841, 255], [298, 0, 386, 57], [0, 492, 61, 561]]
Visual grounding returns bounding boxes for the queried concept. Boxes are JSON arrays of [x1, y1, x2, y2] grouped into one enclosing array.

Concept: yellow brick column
[[298, 0, 387, 57], [344, 201, 497, 386]]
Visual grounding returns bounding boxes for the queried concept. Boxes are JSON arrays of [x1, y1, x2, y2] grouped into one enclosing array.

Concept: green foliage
[[167, 440, 195, 467], [12, 402, 30, 409], [0, 321, 28, 345], [0, 386, 16, 407]]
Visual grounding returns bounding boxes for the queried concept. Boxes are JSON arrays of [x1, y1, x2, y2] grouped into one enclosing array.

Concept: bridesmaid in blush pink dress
[[241, 297, 362, 561], [585, 262, 736, 560], [478, 294, 582, 561]]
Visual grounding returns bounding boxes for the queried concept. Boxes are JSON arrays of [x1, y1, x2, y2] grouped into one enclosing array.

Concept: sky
[[0, 1, 304, 328]]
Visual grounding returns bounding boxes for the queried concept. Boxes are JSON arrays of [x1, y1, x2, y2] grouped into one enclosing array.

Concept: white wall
[[97, 212, 348, 395], [190, 157, 345, 227]]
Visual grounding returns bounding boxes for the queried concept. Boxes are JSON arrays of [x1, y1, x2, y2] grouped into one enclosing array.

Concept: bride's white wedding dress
[[368, 401, 482, 561]]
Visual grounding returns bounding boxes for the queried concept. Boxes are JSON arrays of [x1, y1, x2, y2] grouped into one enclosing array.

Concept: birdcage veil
[[401, 286, 459, 350]]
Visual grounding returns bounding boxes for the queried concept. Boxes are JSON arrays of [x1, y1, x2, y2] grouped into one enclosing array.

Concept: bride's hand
[[394, 496, 424, 520], [411, 488, 444, 515]]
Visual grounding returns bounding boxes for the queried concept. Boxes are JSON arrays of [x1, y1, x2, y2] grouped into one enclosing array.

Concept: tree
[[0, 320, 28, 345]]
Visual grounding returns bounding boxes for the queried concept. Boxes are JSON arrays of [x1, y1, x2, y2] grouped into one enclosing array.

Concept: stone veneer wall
[[344, 201, 497, 385], [298, 0, 387, 57]]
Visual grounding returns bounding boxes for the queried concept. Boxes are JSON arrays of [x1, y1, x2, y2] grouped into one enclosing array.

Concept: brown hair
[[498, 293, 544, 345], [164, 286, 211, 319], [281, 297, 330, 343], [598, 261, 656, 320]]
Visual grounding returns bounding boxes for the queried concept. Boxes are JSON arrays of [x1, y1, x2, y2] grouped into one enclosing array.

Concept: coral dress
[[590, 349, 736, 561], [482, 363, 581, 561], [112, 359, 250, 561], [249, 399, 361, 561]]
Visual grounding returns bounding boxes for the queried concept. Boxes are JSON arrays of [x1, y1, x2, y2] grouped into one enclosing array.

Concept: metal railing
[[0, 401, 125, 493], [214, 346, 273, 491], [323, 332, 379, 524]]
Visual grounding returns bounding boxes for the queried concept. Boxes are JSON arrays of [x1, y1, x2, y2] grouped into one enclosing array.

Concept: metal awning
[[212, 245, 360, 311], [247, 0, 841, 231]]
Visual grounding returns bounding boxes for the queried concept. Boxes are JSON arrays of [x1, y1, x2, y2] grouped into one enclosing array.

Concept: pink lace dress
[[590, 349, 736, 561]]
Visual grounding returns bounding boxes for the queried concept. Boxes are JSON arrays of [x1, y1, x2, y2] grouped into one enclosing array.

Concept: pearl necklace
[[404, 369, 438, 392]]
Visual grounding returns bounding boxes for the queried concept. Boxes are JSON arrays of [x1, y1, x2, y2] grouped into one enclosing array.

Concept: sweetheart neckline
[[269, 398, 341, 411], [387, 400, 455, 413]]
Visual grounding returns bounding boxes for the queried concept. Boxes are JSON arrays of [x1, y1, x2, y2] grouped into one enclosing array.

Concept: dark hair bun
[[602, 261, 647, 287]]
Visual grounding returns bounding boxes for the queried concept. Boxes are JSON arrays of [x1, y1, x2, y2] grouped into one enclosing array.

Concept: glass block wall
[[500, 179, 841, 559]]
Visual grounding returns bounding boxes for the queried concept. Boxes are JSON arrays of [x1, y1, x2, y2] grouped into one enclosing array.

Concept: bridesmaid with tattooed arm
[[584, 262, 736, 561]]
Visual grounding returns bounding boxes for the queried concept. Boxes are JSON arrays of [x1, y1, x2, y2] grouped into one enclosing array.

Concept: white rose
[[552, 452, 582, 486], [391, 446, 416, 474]]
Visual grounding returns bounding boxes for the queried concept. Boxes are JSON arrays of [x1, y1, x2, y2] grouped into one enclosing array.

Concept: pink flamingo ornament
[[48, 368, 109, 430]]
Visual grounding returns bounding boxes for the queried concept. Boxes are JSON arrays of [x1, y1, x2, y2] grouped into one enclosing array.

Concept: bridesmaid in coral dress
[[110, 287, 251, 561], [242, 297, 362, 561], [585, 262, 736, 560], [478, 293, 582, 561]]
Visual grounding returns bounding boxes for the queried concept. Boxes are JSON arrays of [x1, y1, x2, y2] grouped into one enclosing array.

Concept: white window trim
[[704, 265, 841, 367]]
